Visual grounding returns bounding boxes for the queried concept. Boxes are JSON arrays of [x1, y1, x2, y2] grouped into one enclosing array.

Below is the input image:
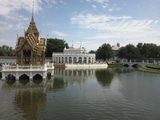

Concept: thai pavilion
[[1, 13, 54, 80], [14, 15, 47, 65]]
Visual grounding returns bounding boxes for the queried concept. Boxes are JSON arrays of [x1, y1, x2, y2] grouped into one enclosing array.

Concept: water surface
[[0, 68, 160, 120]]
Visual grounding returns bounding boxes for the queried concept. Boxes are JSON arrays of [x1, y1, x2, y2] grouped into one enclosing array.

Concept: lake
[[0, 67, 160, 120]]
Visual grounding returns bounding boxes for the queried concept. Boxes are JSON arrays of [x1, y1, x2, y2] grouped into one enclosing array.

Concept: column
[[30, 72, 33, 80], [43, 71, 47, 79], [86, 57, 88, 64], [82, 56, 84, 64], [67, 57, 69, 63], [2, 72, 5, 80], [30, 64, 32, 70], [16, 72, 19, 80]]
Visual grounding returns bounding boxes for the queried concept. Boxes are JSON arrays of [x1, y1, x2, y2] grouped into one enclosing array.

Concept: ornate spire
[[25, 1, 39, 39], [31, 1, 34, 22]]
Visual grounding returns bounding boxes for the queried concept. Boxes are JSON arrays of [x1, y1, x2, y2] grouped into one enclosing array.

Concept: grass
[[146, 64, 160, 69], [138, 65, 160, 74], [108, 63, 122, 68]]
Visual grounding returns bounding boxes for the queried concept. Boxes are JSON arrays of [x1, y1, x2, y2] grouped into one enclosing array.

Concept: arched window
[[62, 57, 64, 63], [78, 57, 82, 63], [65, 57, 68, 63], [73, 57, 77, 63], [88, 57, 91, 63], [84, 57, 87, 63], [59, 57, 61, 63], [69, 57, 72, 63]]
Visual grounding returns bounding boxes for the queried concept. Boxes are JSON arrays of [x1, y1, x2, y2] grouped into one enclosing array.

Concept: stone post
[[30, 64, 32, 70], [16, 64, 19, 70]]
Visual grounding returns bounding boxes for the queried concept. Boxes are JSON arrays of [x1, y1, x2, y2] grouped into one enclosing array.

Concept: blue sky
[[0, 0, 160, 51]]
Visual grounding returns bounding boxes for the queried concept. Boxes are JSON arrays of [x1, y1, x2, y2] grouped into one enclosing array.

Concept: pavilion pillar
[[29, 71, 33, 80], [16, 71, 19, 80], [43, 71, 47, 79], [2, 72, 5, 80]]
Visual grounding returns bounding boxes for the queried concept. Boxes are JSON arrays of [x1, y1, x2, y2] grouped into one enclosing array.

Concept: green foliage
[[96, 43, 113, 60], [88, 50, 96, 54], [118, 43, 160, 60], [0, 45, 14, 56], [46, 38, 69, 57]]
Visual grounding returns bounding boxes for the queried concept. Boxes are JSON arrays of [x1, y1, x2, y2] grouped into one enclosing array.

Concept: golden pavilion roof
[[15, 15, 46, 56]]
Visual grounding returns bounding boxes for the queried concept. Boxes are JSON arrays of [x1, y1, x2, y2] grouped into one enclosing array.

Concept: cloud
[[45, 0, 66, 5], [0, 0, 43, 31], [108, 4, 121, 12], [0, 0, 66, 21], [0, 21, 13, 32], [92, 5, 97, 9], [86, 0, 108, 9], [86, 0, 108, 4], [0, 0, 42, 18], [51, 31, 70, 37], [71, 13, 160, 48], [0, 0, 66, 33], [71, 13, 159, 32]]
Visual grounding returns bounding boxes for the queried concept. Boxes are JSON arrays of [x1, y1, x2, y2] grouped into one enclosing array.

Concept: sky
[[0, 0, 160, 51]]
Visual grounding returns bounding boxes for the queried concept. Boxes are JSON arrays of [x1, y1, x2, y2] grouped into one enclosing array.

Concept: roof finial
[[32, 1, 34, 21], [71, 40, 74, 48], [80, 40, 82, 48]]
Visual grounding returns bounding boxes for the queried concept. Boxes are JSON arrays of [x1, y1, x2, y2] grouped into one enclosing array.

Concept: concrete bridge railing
[[121, 60, 157, 67]]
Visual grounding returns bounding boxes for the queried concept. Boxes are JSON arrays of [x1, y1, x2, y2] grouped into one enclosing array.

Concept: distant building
[[14, 15, 47, 65], [52, 46, 95, 64], [112, 43, 121, 60]]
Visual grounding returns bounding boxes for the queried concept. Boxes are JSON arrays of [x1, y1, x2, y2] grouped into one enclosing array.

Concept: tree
[[96, 43, 113, 60], [88, 50, 96, 54], [0, 45, 14, 56], [136, 43, 143, 58], [46, 38, 69, 57], [118, 44, 140, 61], [118, 46, 127, 59]]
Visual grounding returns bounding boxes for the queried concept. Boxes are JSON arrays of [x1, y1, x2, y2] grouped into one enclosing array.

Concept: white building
[[112, 43, 121, 60], [52, 46, 95, 64]]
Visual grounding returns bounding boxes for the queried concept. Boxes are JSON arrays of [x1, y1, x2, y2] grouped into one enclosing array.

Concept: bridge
[[121, 60, 157, 67], [1, 63, 54, 80]]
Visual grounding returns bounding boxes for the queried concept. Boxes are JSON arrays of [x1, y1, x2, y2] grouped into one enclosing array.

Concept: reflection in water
[[53, 68, 95, 85], [1, 67, 147, 120], [14, 88, 46, 120], [48, 77, 66, 90], [95, 69, 114, 87], [2, 80, 46, 120], [5, 79, 16, 86], [46, 68, 96, 91], [95, 67, 136, 87], [19, 79, 30, 85], [52, 68, 135, 89]]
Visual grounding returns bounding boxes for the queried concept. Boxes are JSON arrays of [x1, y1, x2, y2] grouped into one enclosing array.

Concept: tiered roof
[[15, 15, 46, 56]]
